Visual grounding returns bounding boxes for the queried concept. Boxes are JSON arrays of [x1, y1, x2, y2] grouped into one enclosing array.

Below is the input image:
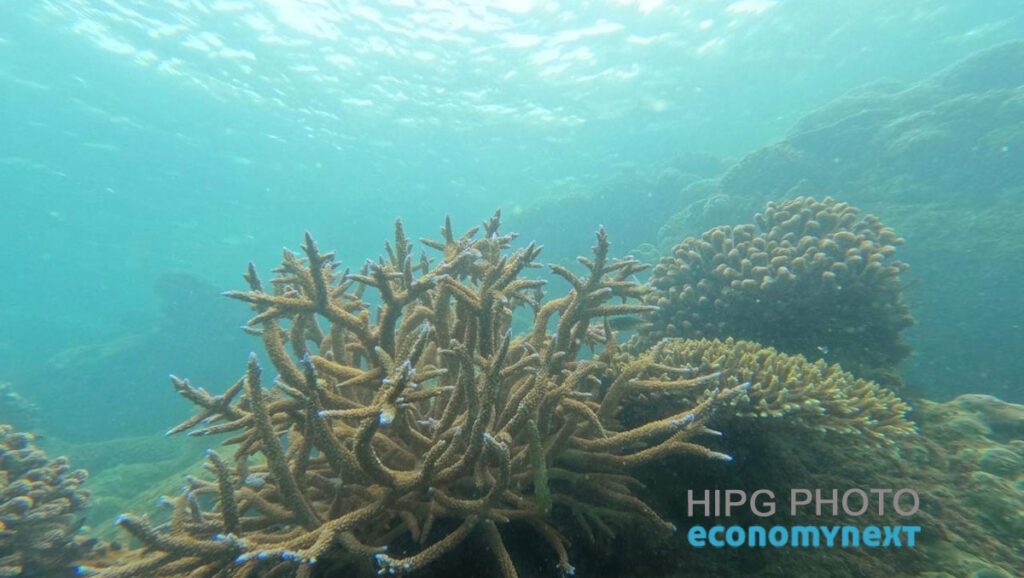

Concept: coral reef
[[1, 424, 95, 577], [884, 203, 1024, 403], [625, 338, 915, 445], [639, 197, 913, 385], [620, 383, 1021, 577], [709, 42, 1024, 206], [917, 395, 1024, 562], [95, 213, 747, 577], [652, 42, 1024, 402], [784, 394, 1024, 577]]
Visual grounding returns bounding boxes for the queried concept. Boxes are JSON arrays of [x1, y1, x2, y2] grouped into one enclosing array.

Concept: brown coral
[[95, 213, 744, 578], [1, 424, 94, 577], [631, 338, 915, 445], [639, 196, 913, 385]]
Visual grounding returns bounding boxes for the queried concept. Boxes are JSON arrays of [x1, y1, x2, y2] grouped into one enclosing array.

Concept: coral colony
[[0, 425, 94, 576], [93, 213, 746, 577], [639, 197, 913, 386], [2, 205, 935, 577]]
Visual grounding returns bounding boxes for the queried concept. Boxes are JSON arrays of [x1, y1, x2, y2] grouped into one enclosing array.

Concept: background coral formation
[[0, 425, 94, 577], [20, 273, 252, 441], [23, 204, 1021, 577], [96, 214, 745, 577], [639, 197, 913, 385], [649, 42, 1024, 402]]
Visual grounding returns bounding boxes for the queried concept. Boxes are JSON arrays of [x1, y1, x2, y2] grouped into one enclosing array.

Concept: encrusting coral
[[624, 338, 915, 446], [93, 212, 746, 578], [638, 197, 914, 385], [1, 424, 94, 577]]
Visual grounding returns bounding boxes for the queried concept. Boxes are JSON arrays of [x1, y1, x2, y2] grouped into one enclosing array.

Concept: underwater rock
[[29, 272, 251, 441], [649, 42, 1024, 403], [717, 143, 824, 200], [655, 186, 754, 251], [513, 153, 729, 268], [710, 41, 1024, 203], [950, 394, 1024, 443], [931, 41, 1024, 96]]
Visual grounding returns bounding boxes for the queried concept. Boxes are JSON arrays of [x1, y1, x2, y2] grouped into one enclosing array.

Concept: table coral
[[627, 338, 915, 445]]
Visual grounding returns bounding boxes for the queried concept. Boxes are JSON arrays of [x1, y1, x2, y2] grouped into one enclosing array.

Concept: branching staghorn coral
[[1, 425, 94, 577], [96, 213, 743, 578], [638, 197, 913, 385], [622, 338, 915, 446]]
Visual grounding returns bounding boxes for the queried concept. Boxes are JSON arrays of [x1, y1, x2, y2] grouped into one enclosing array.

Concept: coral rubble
[[0, 424, 94, 577], [640, 197, 914, 385], [96, 213, 746, 577]]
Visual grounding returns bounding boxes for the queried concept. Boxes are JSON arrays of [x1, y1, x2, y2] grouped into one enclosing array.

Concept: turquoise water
[[2, 2, 1023, 577], [3, 1, 1020, 438], [2, 0, 1019, 380]]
